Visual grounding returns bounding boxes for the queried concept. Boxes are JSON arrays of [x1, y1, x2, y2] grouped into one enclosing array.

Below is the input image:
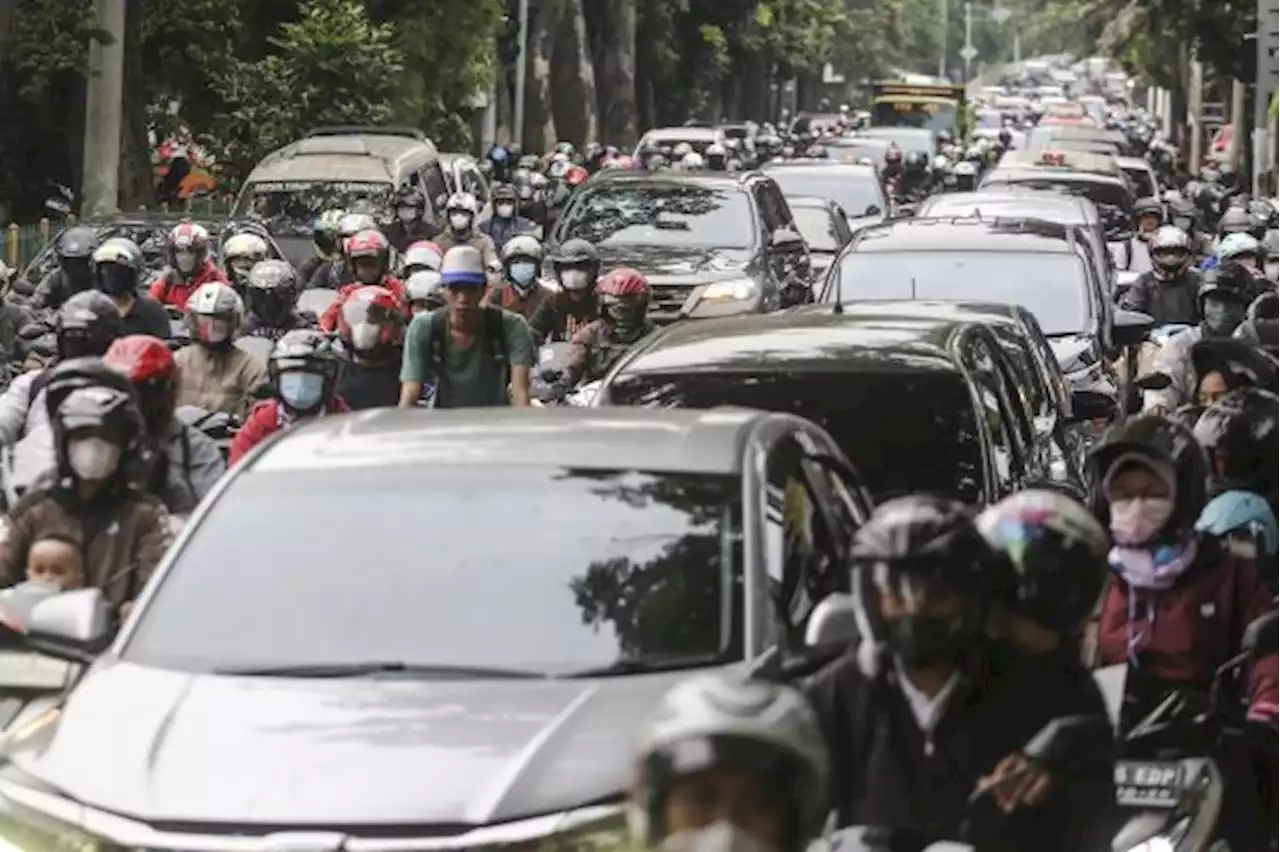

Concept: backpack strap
[[483, 307, 508, 371], [179, 424, 195, 499]]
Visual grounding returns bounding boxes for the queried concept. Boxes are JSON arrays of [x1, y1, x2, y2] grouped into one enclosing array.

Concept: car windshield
[[870, 101, 957, 135], [766, 170, 883, 217], [639, 135, 718, 155], [825, 140, 890, 165], [791, 207, 842, 252], [860, 129, 936, 155], [240, 181, 395, 236], [832, 251, 1090, 335], [986, 175, 1131, 220], [124, 466, 743, 675], [1120, 167, 1157, 199], [607, 371, 983, 503], [559, 184, 754, 249]]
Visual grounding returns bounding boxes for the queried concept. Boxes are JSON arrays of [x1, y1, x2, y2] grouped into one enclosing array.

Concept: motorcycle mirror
[[804, 593, 859, 647], [1242, 609, 1278, 659], [1134, 372, 1173, 391], [1112, 308, 1155, 348], [1020, 714, 1111, 768]]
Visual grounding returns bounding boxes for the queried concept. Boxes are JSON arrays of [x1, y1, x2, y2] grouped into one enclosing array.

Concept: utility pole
[[938, 0, 948, 79], [1228, 78, 1246, 174], [961, 3, 976, 84], [1187, 57, 1204, 174], [1254, 0, 1279, 195], [81, 0, 126, 217], [512, 0, 530, 151]]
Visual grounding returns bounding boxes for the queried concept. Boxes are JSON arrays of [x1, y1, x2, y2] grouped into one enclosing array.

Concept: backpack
[[428, 307, 509, 396]]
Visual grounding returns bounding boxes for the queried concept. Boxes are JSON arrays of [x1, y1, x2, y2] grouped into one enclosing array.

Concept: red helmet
[[597, 267, 650, 332], [596, 267, 650, 298], [564, 165, 590, 187], [337, 285, 406, 354], [102, 334, 177, 430], [167, 221, 211, 274], [346, 229, 389, 259]]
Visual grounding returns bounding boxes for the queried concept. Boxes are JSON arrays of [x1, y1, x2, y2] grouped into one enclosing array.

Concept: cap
[[440, 245, 487, 288]]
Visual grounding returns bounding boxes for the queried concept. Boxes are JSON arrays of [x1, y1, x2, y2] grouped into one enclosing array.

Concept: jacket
[[0, 484, 172, 609], [145, 417, 226, 515], [804, 646, 1114, 852], [173, 344, 269, 417], [483, 281, 553, 320], [229, 397, 350, 465], [1097, 537, 1279, 722], [1120, 269, 1202, 326], [529, 291, 599, 344], [479, 215, 536, 251], [564, 319, 657, 387], [120, 295, 174, 339], [383, 219, 440, 254], [334, 358, 401, 411], [317, 276, 406, 332], [1142, 325, 1203, 411], [304, 258, 352, 291], [148, 260, 228, 311], [31, 269, 91, 312], [0, 371, 56, 504], [435, 231, 500, 277]]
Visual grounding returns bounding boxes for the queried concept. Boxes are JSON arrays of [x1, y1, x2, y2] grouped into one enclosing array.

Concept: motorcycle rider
[[92, 238, 171, 339], [241, 260, 313, 339], [405, 269, 445, 316], [1235, 291, 1278, 355], [529, 238, 601, 343], [1144, 261, 1253, 414], [174, 281, 268, 417], [229, 329, 348, 464], [31, 225, 98, 311], [102, 334, 224, 515], [383, 187, 438, 252], [436, 192, 499, 274], [900, 151, 931, 200], [557, 267, 656, 393], [628, 674, 830, 852], [1121, 224, 1202, 325], [0, 361, 172, 617], [307, 212, 380, 291], [951, 160, 978, 192], [149, 222, 229, 311], [1215, 232, 1269, 299], [0, 290, 122, 503], [334, 285, 406, 410], [297, 208, 346, 290], [1193, 387, 1279, 523], [318, 229, 406, 332], [1132, 196, 1164, 241], [479, 184, 536, 249], [484, 234, 553, 320], [804, 495, 1113, 851], [220, 230, 270, 295]]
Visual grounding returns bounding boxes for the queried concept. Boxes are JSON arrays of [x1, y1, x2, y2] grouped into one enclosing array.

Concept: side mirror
[[804, 593, 860, 647], [18, 322, 50, 341], [1112, 308, 1155, 348], [1106, 226, 1135, 242], [863, 204, 882, 217], [22, 588, 111, 663], [769, 227, 805, 252], [1021, 714, 1111, 768], [1134, 372, 1173, 391], [1242, 610, 1278, 659], [1069, 388, 1118, 422]]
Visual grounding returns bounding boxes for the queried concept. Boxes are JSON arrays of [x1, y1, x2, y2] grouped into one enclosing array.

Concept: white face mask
[[449, 213, 472, 232], [495, 203, 516, 219], [350, 322, 382, 352], [398, 206, 419, 223], [67, 437, 121, 482], [661, 823, 777, 852], [560, 269, 591, 291]]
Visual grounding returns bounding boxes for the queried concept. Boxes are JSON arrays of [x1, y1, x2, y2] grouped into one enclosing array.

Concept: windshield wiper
[[216, 661, 547, 679], [563, 653, 728, 679]]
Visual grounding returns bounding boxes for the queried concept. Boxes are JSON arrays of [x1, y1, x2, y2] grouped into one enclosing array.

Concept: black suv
[[549, 170, 810, 323]]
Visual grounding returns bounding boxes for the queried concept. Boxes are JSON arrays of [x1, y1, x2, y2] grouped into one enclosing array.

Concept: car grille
[[649, 282, 695, 323]]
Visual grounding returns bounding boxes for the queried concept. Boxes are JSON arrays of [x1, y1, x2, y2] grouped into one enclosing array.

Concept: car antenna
[[910, 277, 917, 299], [832, 252, 845, 314]]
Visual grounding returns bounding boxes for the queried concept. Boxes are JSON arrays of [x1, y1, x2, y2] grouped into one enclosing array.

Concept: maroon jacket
[[1098, 538, 1278, 722]]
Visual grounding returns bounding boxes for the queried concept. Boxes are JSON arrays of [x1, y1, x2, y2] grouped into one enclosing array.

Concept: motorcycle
[[531, 342, 572, 405], [175, 405, 239, 460]]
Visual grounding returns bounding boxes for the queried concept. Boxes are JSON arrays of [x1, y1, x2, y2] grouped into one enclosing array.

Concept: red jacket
[[229, 396, 350, 465], [318, 276, 406, 332], [1098, 538, 1279, 721], [148, 260, 228, 311]]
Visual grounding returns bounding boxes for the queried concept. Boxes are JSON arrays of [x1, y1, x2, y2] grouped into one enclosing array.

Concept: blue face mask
[[279, 371, 325, 412], [509, 261, 538, 288]]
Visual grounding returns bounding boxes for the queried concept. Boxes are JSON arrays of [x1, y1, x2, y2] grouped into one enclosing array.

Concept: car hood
[[592, 244, 751, 283], [13, 659, 688, 826]]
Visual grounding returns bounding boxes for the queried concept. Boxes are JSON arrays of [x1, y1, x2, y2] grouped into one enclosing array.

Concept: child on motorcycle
[[25, 534, 83, 592]]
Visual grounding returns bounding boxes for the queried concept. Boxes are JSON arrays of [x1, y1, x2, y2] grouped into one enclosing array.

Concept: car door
[[758, 179, 811, 290], [957, 329, 1028, 498]]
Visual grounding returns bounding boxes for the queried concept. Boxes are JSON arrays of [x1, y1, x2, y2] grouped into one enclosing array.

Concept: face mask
[[509, 261, 538, 289], [661, 822, 777, 852], [449, 213, 472, 232], [175, 250, 197, 275], [1109, 497, 1174, 546], [398, 206, 418, 223], [279, 372, 325, 412], [350, 321, 382, 352], [495, 203, 516, 219], [885, 614, 961, 668], [560, 269, 591, 292], [230, 258, 254, 281], [196, 317, 231, 344], [67, 437, 121, 482], [61, 258, 92, 287], [1202, 297, 1244, 335]]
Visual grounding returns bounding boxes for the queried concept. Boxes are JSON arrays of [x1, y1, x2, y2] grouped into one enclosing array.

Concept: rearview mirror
[[1242, 610, 1278, 659], [1112, 308, 1155, 348], [769, 227, 805, 252], [1106, 226, 1135, 242], [1069, 388, 1117, 422], [863, 204, 882, 217], [1135, 372, 1173, 391], [20, 588, 111, 664], [1021, 714, 1111, 768], [805, 593, 859, 647]]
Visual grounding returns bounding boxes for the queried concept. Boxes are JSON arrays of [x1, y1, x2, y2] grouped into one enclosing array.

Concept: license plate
[[1114, 760, 1184, 808]]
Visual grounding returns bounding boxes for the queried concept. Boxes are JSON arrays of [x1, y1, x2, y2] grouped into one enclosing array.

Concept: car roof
[[1030, 125, 1126, 145], [760, 161, 878, 179], [246, 407, 766, 475], [642, 126, 721, 142], [584, 169, 751, 192], [612, 310, 968, 375], [851, 216, 1075, 253], [984, 166, 1129, 190], [998, 148, 1121, 176], [918, 190, 1097, 224], [828, 298, 1029, 327], [248, 131, 438, 184]]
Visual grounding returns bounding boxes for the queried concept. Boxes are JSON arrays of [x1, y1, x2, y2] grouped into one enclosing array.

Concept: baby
[[25, 534, 84, 592]]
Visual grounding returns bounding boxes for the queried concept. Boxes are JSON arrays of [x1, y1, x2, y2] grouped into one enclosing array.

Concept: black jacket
[[384, 219, 440, 254], [803, 644, 1114, 852], [1120, 268, 1202, 326], [121, 295, 173, 339], [335, 357, 401, 410]]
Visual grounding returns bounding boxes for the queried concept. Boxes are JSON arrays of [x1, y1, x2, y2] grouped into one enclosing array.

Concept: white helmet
[[403, 241, 444, 273], [953, 160, 978, 177], [630, 674, 829, 850], [680, 151, 705, 171], [337, 212, 378, 241], [501, 234, 543, 264], [405, 270, 444, 307], [185, 281, 245, 344], [1217, 232, 1260, 261], [1150, 224, 1192, 253], [446, 192, 480, 216], [222, 231, 270, 280]]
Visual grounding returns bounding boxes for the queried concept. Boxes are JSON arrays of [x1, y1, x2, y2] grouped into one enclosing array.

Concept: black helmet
[[1193, 388, 1278, 505], [1218, 205, 1252, 236], [491, 183, 518, 203], [56, 290, 124, 359], [1238, 291, 1279, 355], [1189, 337, 1279, 395], [1132, 196, 1163, 220], [245, 259, 301, 327], [43, 357, 147, 481], [976, 490, 1109, 634], [553, 237, 599, 267], [56, 226, 98, 260], [1198, 261, 1252, 308], [1085, 416, 1209, 539]]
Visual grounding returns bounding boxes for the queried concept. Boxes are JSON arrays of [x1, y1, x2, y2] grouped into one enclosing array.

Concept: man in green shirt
[[399, 245, 534, 408]]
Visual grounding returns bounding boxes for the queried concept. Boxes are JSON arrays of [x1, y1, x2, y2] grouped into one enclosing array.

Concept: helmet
[[221, 231, 270, 283], [53, 383, 144, 471], [1238, 291, 1279, 355], [1149, 225, 1192, 276], [904, 150, 929, 171], [596, 267, 650, 332], [166, 222, 211, 276], [346, 229, 390, 283], [313, 208, 346, 255], [185, 281, 245, 346], [269, 328, 342, 415], [1216, 232, 1260, 262], [631, 674, 829, 851], [884, 144, 902, 165], [245, 259, 301, 327], [405, 270, 445, 312], [679, 152, 704, 171], [56, 290, 123, 359], [402, 240, 444, 274], [564, 165, 589, 187], [1198, 262, 1253, 308], [56, 226, 98, 260], [1085, 415, 1209, 539], [975, 490, 1109, 633], [337, 285, 406, 356], [552, 238, 600, 292], [446, 192, 480, 216], [91, 237, 143, 296], [1132, 196, 1163, 222], [1193, 388, 1278, 505], [337, 212, 378, 248], [103, 334, 178, 433], [1218, 205, 1252, 236], [501, 234, 543, 264], [491, 183, 518, 204]]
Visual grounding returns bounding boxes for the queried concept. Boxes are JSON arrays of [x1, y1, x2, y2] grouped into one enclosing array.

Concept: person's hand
[[976, 753, 1052, 813], [1145, 404, 1170, 418]]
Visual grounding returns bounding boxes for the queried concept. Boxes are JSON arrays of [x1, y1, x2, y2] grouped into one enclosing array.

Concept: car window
[[1121, 166, 1156, 199], [125, 466, 744, 674], [791, 207, 844, 252], [558, 183, 756, 249], [990, 325, 1048, 422], [763, 169, 885, 218], [960, 334, 1025, 489], [422, 163, 449, 220], [239, 180, 395, 236], [755, 182, 787, 234]]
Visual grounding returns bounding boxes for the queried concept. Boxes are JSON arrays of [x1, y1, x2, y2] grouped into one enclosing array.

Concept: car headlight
[[0, 804, 109, 852], [529, 809, 627, 852], [701, 279, 757, 302]]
